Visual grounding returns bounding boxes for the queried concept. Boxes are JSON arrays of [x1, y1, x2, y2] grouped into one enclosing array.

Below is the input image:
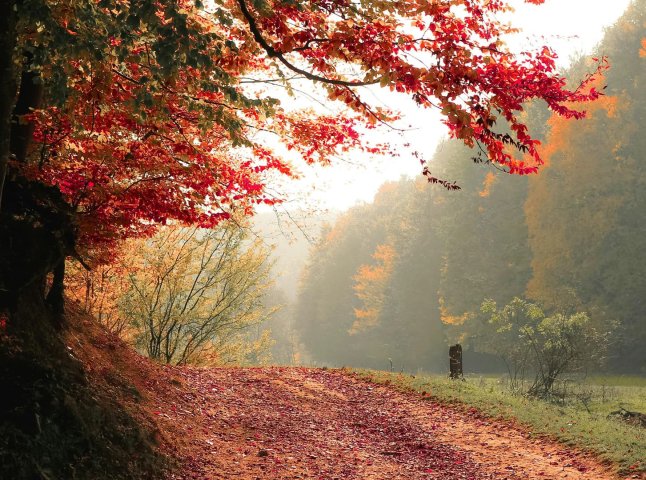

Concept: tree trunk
[[46, 258, 66, 317], [449, 344, 464, 379], [10, 52, 44, 164], [0, 41, 75, 322], [0, 0, 19, 212]]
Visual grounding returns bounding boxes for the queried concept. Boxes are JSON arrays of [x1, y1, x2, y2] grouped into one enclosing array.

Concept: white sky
[[271, 0, 632, 213]]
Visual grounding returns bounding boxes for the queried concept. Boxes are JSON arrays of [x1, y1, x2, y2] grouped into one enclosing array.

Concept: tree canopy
[[2, 0, 604, 254]]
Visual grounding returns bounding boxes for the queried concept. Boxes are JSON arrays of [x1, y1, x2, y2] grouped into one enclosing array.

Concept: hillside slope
[[0, 301, 173, 479]]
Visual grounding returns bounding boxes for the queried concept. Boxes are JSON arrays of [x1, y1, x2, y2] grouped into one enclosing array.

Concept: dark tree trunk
[[46, 258, 66, 317], [449, 344, 464, 379], [0, 0, 19, 212], [10, 53, 44, 164], [0, 175, 75, 316], [0, 41, 75, 323]]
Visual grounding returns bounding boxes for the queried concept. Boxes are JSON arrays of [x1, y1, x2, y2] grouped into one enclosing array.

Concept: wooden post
[[449, 344, 463, 379]]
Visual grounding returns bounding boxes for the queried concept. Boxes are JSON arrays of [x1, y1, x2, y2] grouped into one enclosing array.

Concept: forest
[[0, 0, 644, 478], [289, 3, 646, 377]]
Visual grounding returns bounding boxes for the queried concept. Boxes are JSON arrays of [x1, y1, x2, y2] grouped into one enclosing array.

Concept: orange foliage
[[66, 255, 135, 339], [324, 214, 353, 244], [640, 38, 646, 58], [350, 244, 396, 335], [439, 298, 472, 325], [525, 77, 624, 309], [479, 172, 498, 198], [532, 83, 619, 170]]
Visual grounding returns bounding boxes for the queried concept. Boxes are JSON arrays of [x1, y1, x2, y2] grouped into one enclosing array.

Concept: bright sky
[[274, 0, 632, 213]]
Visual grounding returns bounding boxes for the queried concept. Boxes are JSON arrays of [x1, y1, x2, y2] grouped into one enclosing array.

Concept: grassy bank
[[350, 369, 645, 475]]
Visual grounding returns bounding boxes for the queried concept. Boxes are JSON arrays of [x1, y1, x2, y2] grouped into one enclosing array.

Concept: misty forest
[[1, 0, 645, 479]]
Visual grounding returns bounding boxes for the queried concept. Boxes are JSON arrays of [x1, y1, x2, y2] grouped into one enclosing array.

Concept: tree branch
[[236, 0, 380, 88]]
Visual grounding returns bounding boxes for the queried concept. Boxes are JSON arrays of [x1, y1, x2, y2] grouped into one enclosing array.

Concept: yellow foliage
[[66, 250, 138, 339], [72, 223, 277, 366], [192, 329, 275, 366]]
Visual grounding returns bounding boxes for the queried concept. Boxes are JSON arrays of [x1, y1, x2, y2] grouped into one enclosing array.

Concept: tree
[[66, 258, 133, 337], [294, 204, 385, 366], [525, 0, 646, 371], [119, 223, 275, 365], [294, 179, 448, 371], [428, 140, 532, 329], [479, 297, 610, 397], [0, 0, 605, 329], [351, 243, 396, 335]]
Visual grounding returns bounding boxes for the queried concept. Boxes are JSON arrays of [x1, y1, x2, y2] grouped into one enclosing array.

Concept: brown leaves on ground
[[63, 310, 624, 479], [143, 366, 620, 480]]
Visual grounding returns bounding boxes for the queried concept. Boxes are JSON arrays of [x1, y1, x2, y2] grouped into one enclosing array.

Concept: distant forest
[[285, 1, 646, 374]]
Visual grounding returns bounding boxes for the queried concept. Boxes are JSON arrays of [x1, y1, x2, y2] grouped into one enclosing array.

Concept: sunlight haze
[[285, 0, 633, 212]]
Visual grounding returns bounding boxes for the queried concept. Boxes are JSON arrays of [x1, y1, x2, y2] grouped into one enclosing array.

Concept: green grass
[[588, 374, 646, 388], [350, 369, 646, 475]]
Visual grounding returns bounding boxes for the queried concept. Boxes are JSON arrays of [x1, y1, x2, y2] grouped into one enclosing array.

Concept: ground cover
[[148, 366, 625, 479], [352, 369, 646, 476], [4, 305, 640, 479]]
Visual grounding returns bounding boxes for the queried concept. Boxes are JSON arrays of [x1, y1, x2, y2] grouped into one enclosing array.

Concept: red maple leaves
[[15, 0, 605, 258]]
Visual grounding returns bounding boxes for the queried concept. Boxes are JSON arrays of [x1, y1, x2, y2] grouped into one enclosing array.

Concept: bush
[[479, 297, 611, 398]]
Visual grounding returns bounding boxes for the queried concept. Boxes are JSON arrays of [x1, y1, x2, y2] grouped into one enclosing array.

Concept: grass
[[350, 369, 646, 475]]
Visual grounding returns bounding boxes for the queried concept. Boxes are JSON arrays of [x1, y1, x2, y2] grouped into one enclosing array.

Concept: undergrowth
[[0, 296, 171, 480]]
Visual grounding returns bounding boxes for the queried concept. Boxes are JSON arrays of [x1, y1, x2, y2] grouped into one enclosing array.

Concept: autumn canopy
[[0, 0, 603, 313]]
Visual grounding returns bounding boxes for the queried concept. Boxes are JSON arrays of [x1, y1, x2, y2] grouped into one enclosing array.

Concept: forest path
[[153, 367, 618, 479]]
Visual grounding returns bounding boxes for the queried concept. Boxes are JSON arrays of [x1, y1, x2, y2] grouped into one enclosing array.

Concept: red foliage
[[14, 0, 606, 258]]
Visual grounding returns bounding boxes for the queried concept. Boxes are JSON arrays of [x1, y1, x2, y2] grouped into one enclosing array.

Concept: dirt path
[[150, 367, 619, 479]]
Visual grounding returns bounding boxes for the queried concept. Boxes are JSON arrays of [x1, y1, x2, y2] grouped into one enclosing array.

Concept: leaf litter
[[144, 366, 621, 479]]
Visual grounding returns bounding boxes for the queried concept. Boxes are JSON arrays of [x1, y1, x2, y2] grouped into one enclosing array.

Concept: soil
[[0, 300, 168, 480]]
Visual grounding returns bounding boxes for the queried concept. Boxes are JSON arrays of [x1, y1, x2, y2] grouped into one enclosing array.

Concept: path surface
[[149, 367, 618, 479]]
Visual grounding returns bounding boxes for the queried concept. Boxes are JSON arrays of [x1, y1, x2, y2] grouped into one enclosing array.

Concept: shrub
[[479, 297, 610, 398]]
